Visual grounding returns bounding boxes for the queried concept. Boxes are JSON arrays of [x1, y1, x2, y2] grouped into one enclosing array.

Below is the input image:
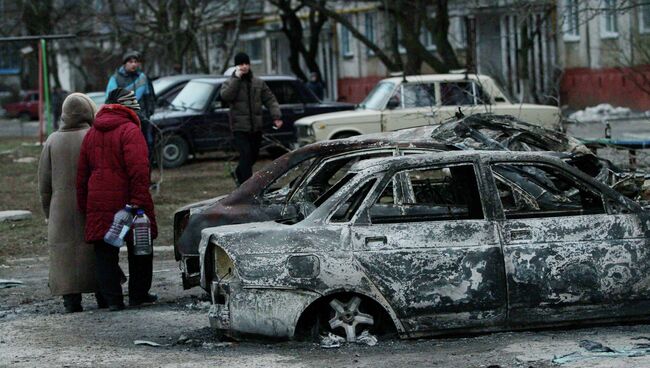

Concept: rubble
[[0, 279, 24, 289], [320, 333, 345, 349]]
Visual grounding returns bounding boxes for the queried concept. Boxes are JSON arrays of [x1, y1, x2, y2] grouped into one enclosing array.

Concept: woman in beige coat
[[38, 93, 102, 312]]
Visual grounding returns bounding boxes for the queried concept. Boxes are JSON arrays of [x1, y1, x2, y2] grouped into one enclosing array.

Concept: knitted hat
[[60, 93, 97, 129], [122, 50, 141, 64], [234, 52, 250, 66], [106, 88, 140, 111]]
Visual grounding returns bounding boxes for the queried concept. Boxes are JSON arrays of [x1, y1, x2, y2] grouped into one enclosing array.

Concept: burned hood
[[431, 114, 589, 154]]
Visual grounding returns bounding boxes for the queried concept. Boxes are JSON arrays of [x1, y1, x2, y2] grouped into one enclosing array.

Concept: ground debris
[[553, 338, 650, 364], [134, 340, 168, 347], [185, 301, 211, 311], [0, 279, 24, 289], [356, 330, 378, 346], [202, 342, 233, 349], [320, 333, 345, 349]]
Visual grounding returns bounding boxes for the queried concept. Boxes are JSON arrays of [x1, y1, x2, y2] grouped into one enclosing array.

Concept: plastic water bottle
[[104, 205, 134, 247], [132, 209, 152, 256]]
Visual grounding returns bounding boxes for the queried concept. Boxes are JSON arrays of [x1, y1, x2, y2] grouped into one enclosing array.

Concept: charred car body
[[199, 151, 650, 341], [174, 114, 645, 291]]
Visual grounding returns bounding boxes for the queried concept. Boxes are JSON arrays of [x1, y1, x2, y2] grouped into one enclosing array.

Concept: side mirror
[[386, 96, 400, 110]]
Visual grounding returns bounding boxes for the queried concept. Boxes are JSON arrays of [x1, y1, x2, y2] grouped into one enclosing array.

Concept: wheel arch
[[328, 129, 363, 140], [292, 288, 402, 340]]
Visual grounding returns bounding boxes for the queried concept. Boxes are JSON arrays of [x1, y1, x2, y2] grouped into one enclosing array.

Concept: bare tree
[[303, 0, 461, 74]]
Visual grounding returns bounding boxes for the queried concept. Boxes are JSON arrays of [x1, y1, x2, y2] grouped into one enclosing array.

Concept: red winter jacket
[[76, 104, 157, 242]]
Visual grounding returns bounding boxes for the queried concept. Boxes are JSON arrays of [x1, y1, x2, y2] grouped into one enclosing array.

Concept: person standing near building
[[77, 88, 158, 311], [106, 50, 156, 159], [305, 71, 325, 100], [220, 52, 283, 184], [38, 93, 100, 313]]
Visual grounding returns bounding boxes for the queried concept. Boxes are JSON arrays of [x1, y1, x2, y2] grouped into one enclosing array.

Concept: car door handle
[[365, 236, 387, 247], [509, 229, 532, 241]]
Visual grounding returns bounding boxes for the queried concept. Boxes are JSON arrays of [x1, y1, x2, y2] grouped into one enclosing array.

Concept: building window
[[640, 5, 650, 34], [244, 38, 263, 64], [365, 13, 375, 55], [341, 16, 354, 58], [563, 0, 580, 41], [601, 0, 618, 38]]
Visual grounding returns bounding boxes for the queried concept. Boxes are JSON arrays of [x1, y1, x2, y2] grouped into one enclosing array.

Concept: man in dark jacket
[[77, 88, 158, 311], [106, 50, 156, 161], [220, 52, 282, 184]]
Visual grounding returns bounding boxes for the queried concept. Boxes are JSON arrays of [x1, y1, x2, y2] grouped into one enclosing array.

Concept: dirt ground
[[4, 130, 650, 367]]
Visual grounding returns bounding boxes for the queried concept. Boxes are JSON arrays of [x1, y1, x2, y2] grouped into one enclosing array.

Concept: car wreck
[[198, 151, 650, 341], [174, 114, 648, 292]]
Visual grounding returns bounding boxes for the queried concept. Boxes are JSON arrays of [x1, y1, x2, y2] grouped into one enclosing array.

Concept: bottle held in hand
[[132, 209, 152, 256], [104, 205, 134, 247]]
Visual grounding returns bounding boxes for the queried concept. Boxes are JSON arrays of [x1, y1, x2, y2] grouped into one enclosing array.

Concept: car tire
[[324, 295, 376, 342], [161, 135, 189, 168], [18, 112, 31, 121]]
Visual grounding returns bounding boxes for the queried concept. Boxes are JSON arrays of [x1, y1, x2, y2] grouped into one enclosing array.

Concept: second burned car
[[199, 151, 650, 341]]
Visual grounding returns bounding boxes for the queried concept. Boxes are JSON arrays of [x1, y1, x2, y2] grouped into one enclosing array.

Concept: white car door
[[382, 82, 438, 132]]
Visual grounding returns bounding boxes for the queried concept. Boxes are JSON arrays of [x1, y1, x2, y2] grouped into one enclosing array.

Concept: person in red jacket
[[76, 88, 158, 311]]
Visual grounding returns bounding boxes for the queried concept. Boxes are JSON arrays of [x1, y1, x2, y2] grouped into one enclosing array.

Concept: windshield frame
[[358, 81, 396, 110]]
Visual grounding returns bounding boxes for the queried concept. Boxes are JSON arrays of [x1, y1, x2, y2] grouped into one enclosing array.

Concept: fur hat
[[122, 50, 141, 64], [234, 52, 250, 66], [106, 88, 140, 111], [60, 93, 97, 129]]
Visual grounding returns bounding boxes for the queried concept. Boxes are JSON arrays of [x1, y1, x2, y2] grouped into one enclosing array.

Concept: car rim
[[328, 296, 374, 342], [164, 144, 179, 161]]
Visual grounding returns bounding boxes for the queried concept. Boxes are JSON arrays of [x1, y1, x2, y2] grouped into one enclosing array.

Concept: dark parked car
[[199, 151, 650, 341], [151, 75, 355, 167], [3, 90, 39, 120], [152, 74, 213, 108]]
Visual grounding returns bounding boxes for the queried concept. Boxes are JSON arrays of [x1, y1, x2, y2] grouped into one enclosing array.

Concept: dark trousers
[[94, 238, 153, 305], [233, 131, 262, 185]]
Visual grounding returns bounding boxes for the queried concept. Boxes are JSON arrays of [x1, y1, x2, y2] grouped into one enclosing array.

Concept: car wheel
[[161, 135, 189, 168], [327, 295, 375, 342], [18, 112, 31, 121], [331, 132, 358, 140]]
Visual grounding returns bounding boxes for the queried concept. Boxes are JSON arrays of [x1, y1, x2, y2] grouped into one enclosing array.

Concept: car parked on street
[[199, 150, 650, 341], [294, 73, 562, 146], [151, 75, 355, 168], [86, 91, 106, 109], [2, 90, 39, 120], [152, 74, 213, 108]]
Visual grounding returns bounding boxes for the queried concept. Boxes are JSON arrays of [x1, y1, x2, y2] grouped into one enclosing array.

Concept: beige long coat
[[38, 93, 97, 296]]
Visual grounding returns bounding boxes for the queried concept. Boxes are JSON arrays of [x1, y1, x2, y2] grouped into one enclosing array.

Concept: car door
[[381, 82, 438, 132], [489, 161, 650, 326], [197, 84, 231, 150], [350, 162, 507, 335], [436, 81, 493, 121]]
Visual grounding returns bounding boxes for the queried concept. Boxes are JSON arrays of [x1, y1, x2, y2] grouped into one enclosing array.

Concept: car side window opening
[[331, 178, 377, 223], [267, 81, 302, 105], [262, 157, 318, 203], [289, 152, 393, 205], [389, 83, 436, 109], [210, 86, 223, 109], [492, 163, 605, 219], [369, 163, 484, 223], [440, 82, 489, 106]]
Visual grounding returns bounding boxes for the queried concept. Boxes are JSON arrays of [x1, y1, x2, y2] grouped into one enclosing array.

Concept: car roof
[[190, 75, 300, 84], [349, 150, 564, 173], [379, 73, 492, 84], [154, 74, 214, 83]]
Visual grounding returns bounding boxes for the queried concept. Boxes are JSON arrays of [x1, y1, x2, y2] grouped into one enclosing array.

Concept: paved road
[[0, 117, 40, 138]]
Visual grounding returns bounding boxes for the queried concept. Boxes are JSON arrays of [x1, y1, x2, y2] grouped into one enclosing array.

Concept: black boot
[[63, 294, 82, 313]]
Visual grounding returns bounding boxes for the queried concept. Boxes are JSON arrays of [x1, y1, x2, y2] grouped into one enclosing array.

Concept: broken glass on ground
[[0, 279, 24, 289], [553, 338, 650, 364]]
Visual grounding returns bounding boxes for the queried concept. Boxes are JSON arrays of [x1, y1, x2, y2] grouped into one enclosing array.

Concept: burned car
[[174, 114, 646, 290], [199, 151, 650, 341], [174, 136, 451, 288]]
